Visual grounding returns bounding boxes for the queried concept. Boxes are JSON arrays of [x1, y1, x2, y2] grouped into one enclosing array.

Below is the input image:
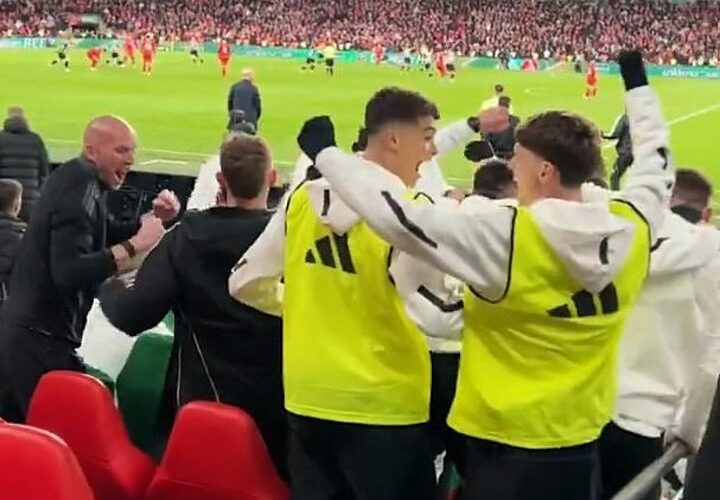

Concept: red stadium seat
[[26, 371, 156, 500], [0, 423, 94, 500], [145, 401, 290, 500]]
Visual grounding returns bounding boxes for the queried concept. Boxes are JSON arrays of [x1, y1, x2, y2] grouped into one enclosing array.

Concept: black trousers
[[462, 436, 600, 500], [288, 413, 436, 500], [684, 376, 720, 500], [598, 421, 663, 500], [429, 352, 466, 476], [0, 324, 84, 422]]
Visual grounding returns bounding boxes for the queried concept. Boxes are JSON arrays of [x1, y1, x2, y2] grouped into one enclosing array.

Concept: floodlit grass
[[1, 48, 718, 193]]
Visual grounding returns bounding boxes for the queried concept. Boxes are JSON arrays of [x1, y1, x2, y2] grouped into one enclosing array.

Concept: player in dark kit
[[50, 42, 71, 71]]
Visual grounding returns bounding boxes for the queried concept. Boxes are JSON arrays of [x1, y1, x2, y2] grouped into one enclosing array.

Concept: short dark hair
[[473, 159, 514, 199], [0, 179, 22, 213], [364, 87, 439, 135], [498, 96, 511, 109], [219, 133, 271, 199], [672, 168, 712, 210], [515, 111, 602, 187], [494, 84, 504, 93]]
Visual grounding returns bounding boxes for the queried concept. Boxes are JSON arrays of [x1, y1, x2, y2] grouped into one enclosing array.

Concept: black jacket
[[483, 114, 520, 160], [98, 206, 284, 467], [604, 113, 632, 159], [0, 157, 138, 346], [0, 214, 26, 298], [0, 117, 50, 222], [227, 80, 262, 126]]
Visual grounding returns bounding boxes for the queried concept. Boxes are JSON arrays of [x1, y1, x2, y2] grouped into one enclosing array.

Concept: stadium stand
[[0, 0, 718, 63]]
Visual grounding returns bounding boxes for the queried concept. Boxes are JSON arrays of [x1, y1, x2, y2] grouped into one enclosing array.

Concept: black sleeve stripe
[[599, 237, 609, 265], [467, 206, 517, 304], [380, 191, 438, 249], [417, 285, 464, 312], [413, 191, 436, 204], [386, 247, 396, 285], [321, 189, 331, 217]]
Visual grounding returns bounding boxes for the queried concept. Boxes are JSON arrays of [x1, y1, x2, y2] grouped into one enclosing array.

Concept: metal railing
[[611, 441, 690, 500]]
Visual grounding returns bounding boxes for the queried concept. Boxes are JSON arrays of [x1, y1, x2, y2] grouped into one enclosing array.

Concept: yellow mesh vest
[[448, 200, 649, 448], [283, 185, 431, 425]]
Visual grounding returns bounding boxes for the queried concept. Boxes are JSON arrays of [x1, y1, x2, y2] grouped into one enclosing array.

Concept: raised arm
[[616, 51, 674, 241]]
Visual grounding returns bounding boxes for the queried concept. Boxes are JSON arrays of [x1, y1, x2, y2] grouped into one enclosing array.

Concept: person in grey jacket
[[0, 107, 50, 222], [604, 112, 632, 190], [227, 68, 262, 130], [0, 179, 26, 304]]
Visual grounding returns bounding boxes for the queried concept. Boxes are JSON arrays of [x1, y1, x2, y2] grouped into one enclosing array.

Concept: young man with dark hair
[[99, 133, 287, 477], [472, 159, 517, 200], [230, 87, 467, 500], [670, 168, 713, 223], [309, 51, 674, 499], [0, 179, 26, 305]]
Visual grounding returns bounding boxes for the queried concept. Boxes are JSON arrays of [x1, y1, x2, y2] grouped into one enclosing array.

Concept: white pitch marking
[[139, 159, 188, 165]]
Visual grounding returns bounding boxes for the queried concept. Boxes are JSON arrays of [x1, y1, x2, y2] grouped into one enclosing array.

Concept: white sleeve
[[390, 250, 463, 340], [291, 153, 312, 188], [315, 147, 514, 298], [434, 119, 475, 158], [617, 86, 674, 242], [228, 200, 286, 317], [674, 259, 720, 451], [186, 154, 221, 211]]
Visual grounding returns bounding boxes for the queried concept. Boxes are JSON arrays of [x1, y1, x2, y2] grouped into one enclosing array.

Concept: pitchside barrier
[[49, 162, 288, 223], [2, 37, 719, 79]]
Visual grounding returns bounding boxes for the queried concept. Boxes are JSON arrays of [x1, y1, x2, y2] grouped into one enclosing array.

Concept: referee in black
[[0, 115, 178, 422]]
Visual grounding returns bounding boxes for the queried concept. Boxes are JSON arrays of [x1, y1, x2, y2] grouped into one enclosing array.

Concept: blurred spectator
[[99, 133, 287, 478], [0, 107, 49, 222], [228, 68, 262, 131], [1, 0, 716, 64], [472, 158, 516, 200], [0, 115, 176, 423], [0, 179, 25, 307], [482, 96, 520, 160]]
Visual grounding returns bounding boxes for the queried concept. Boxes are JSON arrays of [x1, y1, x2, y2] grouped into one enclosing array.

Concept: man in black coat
[[99, 133, 286, 478], [482, 96, 520, 160], [227, 68, 262, 131], [604, 112, 633, 190], [0, 115, 179, 422], [0, 107, 50, 222], [0, 179, 26, 303]]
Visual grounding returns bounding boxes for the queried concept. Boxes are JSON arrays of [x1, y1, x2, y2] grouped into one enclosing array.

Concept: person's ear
[[702, 206, 713, 223], [538, 161, 555, 184], [268, 167, 278, 187]]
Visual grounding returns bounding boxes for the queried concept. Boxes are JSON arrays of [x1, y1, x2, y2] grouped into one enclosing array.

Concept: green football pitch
[[0, 49, 718, 193]]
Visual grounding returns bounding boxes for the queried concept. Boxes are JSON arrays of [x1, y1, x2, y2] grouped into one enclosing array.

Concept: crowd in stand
[[1, 0, 719, 65]]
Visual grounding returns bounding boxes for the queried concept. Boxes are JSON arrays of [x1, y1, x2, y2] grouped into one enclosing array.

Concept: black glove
[[464, 140, 495, 163], [618, 50, 648, 91], [351, 127, 368, 153], [297, 115, 337, 162]]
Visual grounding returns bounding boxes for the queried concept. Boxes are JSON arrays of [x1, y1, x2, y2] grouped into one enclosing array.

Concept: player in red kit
[[141, 35, 156, 76], [435, 51, 448, 78], [86, 46, 104, 71], [218, 39, 231, 77], [123, 34, 137, 66], [585, 60, 598, 98], [373, 43, 384, 65]]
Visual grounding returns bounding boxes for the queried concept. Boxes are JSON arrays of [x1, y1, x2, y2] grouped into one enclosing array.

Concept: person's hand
[[444, 188, 467, 202], [297, 115, 337, 162], [152, 189, 181, 222], [477, 107, 510, 134], [129, 215, 165, 253], [618, 50, 648, 91]]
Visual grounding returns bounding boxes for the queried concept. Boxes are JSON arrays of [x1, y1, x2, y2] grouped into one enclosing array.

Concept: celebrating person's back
[[100, 133, 286, 477], [0, 107, 49, 222]]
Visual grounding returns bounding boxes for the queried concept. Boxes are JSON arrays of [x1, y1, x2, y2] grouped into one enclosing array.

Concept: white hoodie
[[228, 167, 464, 343], [613, 212, 720, 449], [311, 86, 672, 307]]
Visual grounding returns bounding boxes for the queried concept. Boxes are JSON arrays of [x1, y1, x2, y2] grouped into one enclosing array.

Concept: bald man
[[0, 115, 179, 422], [228, 68, 261, 131]]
